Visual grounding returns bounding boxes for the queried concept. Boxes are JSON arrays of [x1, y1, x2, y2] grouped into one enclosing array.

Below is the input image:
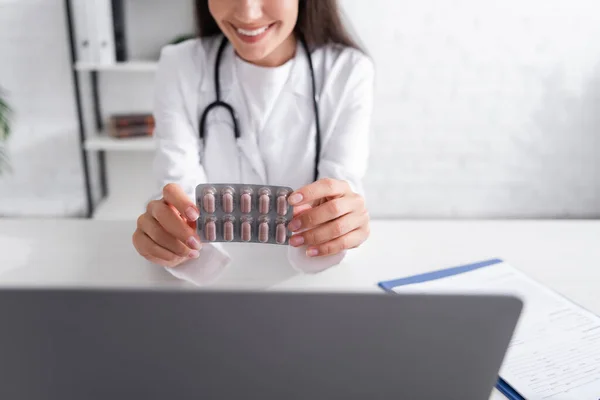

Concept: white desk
[[1, 218, 599, 399]]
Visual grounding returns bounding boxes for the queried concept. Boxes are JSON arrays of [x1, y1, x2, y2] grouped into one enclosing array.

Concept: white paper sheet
[[391, 262, 600, 400]]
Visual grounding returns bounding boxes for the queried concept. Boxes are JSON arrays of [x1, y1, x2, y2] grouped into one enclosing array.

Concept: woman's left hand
[[286, 178, 370, 257]]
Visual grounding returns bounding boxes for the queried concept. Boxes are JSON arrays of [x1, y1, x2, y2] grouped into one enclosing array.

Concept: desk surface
[[1, 218, 599, 399]]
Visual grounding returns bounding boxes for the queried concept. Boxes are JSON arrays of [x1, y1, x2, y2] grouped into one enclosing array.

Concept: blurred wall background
[[345, 0, 600, 218], [0, 0, 83, 216], [1, 0, 599, 219]]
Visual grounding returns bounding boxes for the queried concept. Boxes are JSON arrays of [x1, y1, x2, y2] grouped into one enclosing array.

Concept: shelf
[[84, 134, 155, 152], [75, 61, 158, 72]]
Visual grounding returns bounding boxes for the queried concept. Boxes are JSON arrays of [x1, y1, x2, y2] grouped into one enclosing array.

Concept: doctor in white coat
[[132, 0, 374, 285]]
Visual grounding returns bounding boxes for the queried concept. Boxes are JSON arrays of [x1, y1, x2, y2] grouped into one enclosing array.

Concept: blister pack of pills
[[195, 184, 294, 245]]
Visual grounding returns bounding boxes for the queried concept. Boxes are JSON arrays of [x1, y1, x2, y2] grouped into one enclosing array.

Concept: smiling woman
[[196, 0, 362, 66], [209, 0, 298, 65], [133, 0, 375, 284]]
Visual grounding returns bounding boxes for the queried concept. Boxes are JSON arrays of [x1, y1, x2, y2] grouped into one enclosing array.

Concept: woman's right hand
[[132, 183, 202, 268]]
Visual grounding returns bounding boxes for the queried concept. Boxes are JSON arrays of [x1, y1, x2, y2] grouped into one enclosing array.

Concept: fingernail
[[187, 236, 202, 250], [188, 250, 200, 259], [185, 206, 199, 221], [288, 193, 303, 205], [306, 248, 319, 257], [290, 235, 304, 247], [288, 219, 301, 232]]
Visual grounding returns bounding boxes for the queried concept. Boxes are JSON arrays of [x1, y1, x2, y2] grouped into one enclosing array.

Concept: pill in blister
[[205, 220, 216, 242], [223, 220, 234, 242], [223, 192, 233, 213], [259, 222, 269, 243], [203, 193, 215, 213], [277, 195, 287, 216], [241, 220, 252, 242], [276, 223, 287, 244], [241, 193, 251, 213], [259, 194, 269, 214]]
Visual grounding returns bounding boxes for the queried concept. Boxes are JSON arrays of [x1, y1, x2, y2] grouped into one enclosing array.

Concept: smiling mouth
[[236, 25, 270, 36], [231, 22, 277, 43]]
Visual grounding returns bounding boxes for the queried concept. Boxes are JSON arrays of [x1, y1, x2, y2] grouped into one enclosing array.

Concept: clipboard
[[378, 258, 526, 400]]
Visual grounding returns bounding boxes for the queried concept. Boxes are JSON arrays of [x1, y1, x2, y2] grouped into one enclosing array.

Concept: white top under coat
[[235, 53, 294, 145], [151, 35, 375, 286]]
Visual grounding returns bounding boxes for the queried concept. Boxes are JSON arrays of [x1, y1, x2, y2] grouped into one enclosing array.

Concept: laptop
[[0, 288, 521, 399]]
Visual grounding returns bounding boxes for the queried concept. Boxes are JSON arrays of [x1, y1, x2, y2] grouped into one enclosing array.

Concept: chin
[[234, 45, 273, 64]]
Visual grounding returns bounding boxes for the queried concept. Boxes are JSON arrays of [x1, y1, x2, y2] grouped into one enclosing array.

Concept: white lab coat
[[151, 35, 374, 285]]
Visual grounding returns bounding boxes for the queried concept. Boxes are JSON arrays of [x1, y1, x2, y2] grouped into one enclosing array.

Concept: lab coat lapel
[[205, 45, 268, 183], [286, 40, 313, 100], [275, 39, 314, 127], [260, 40, 315, 156], [185, 42, 205, 137]]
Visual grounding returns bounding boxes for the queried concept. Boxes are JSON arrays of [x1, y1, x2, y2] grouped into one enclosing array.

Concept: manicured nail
[[290, 235, 304, 247], [188, 250, 200, 259], [288, 193, 303, 205], [306, 248, 319, 257], [185, 206, 199, 221], [187, 236, 202, 250], [288, 219, 301, 232]]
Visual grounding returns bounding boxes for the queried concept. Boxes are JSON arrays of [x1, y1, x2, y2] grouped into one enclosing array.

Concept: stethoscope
[[199, 34, 321, 182]]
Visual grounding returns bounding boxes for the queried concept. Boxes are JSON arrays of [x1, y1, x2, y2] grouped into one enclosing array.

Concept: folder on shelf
[[70, 0, 93, 63], [93, 0, 116, 65], [378, 259, 600, 400], [70, 0, 118, 64]]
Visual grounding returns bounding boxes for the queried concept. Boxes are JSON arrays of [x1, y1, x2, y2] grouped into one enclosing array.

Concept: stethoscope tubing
[[199, 34, 321, 182]]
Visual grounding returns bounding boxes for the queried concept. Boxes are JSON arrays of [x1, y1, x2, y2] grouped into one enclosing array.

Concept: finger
[[133, 229, 189, 268], [147, 200, 202, 250], [305, 227, 369, 258], [292, 198, 327, 218], [290, 210, 368, 248], [138, 213, 200, 258], [288, 178, 351, 206], [162, 183, 199, 221], [288, 194, 363, 232], [292, 203, 313, 217]]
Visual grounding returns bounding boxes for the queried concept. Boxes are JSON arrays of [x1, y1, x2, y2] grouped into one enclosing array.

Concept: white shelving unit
[[88, 150, 157, 221], [73, 59, 159, 220], [67, 0, 195, 220], [79, 62, 158, 220], [75, 61, 158, 72], [84, 132, 155, 152]]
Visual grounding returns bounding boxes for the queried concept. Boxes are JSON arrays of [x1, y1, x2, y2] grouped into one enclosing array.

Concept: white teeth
[[236, 26, 269, 36]]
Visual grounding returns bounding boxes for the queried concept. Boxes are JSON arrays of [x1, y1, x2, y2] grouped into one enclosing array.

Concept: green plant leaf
[[0, 88, 12, 142], [0, 145, 11, 175], [0, 87, 13, 175]]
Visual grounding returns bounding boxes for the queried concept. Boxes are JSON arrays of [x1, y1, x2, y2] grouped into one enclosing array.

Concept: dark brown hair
[[194, 0, 364, 52]]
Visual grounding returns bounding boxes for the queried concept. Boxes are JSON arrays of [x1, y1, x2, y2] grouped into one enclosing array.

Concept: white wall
[[2, 0, 600, 219], [342, 0, 600, 218], [0, 0, 85, 217]]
